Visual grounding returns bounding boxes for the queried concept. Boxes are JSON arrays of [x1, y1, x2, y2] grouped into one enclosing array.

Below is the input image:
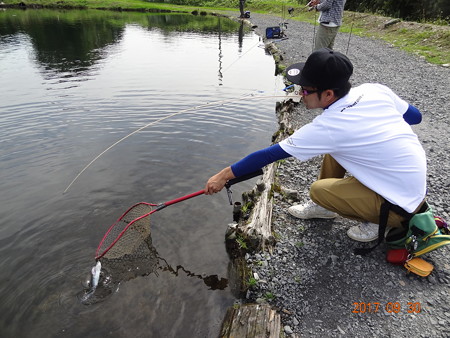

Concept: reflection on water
[[80, 229, 228, 305], [0, 8, 284, 337], [0, 9, 248, 82], [0, 10, 123, 78]]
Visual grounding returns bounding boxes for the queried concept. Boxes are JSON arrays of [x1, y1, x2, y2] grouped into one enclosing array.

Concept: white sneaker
[[347, 222, 379, 242], [288, 200, 337, 219]]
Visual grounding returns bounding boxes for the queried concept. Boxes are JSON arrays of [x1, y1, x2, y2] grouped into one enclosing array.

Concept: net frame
[[95, 190, 205, 260], [95, 202, 157, 260], [94, 170, 263, 261]]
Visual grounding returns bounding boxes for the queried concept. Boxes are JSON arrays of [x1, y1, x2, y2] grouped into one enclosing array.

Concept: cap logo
[[287, 68, 300, 76]]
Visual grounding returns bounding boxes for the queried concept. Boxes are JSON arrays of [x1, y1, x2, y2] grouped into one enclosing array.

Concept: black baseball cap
[[286, 48, 353, 89]]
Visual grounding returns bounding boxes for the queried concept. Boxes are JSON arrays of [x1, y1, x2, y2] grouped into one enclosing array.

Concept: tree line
[[149, 0, 449, 23], [343, 0, 449, 22]]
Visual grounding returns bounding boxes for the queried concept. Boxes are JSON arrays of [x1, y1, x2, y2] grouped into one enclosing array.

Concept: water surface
[[0, 9, 284, 337]]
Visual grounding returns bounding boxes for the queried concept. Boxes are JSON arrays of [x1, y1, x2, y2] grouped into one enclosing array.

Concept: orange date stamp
[[352, 302, 421, 314]]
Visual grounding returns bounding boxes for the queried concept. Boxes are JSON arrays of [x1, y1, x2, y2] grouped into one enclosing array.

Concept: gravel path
[[224, 11, 450, 337]]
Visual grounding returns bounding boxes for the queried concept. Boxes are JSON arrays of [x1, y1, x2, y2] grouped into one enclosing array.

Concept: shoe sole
[[346, 229, 378, 242], [287, 208, 337, 219]]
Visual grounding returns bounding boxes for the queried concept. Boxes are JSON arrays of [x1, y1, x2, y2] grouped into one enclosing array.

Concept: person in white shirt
[[205, 48, 425, 243], [308, 0, 346, 50]]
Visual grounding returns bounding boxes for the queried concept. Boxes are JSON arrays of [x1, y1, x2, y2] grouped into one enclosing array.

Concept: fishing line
[[222, 39, 261, 74], [63, 93, 289, 194], [65, 18, 292, 194]]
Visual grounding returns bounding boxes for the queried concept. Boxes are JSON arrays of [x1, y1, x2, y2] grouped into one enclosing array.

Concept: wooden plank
[[219, 304, 281, 338]]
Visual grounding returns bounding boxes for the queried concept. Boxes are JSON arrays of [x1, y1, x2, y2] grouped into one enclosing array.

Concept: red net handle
[[160, 170, 263, 209], [160, 189, 205, 208]]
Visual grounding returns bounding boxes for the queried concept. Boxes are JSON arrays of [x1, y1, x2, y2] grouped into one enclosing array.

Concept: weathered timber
[[265, 42, 284, 75], [238, 162, 277, 251], [225, 100, 299, 254], [219, 304, 281, 338], [227, 257, 252, 298], [274, 99, 301, 139], [221, 99, 300, 337], [384, 18, 401, 28]]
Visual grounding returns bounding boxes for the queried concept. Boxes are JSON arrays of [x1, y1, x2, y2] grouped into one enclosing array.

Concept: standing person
[[205, 48, 425, 243], [308, 0, 346, 50]]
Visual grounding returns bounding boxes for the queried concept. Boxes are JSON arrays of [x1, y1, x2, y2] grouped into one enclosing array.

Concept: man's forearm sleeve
[[230, 144, 291, 177]]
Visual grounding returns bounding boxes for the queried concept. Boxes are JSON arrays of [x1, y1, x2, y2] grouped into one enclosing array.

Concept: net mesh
[[83, 232, 160, 305], [97, 203, 154, 260], [101, 235, 160, 283], [85, 198, 230, 304]]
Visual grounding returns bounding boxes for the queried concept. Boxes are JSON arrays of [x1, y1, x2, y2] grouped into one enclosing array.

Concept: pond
[[0, 8, 285, 337]]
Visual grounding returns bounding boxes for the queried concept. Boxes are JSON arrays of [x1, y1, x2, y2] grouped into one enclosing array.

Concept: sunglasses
[[300, 87, 320, 96]]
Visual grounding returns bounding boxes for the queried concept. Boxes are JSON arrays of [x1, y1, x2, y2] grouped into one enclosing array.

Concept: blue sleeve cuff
[[403, 104, 422, 125], [231, 144, 291, 177]]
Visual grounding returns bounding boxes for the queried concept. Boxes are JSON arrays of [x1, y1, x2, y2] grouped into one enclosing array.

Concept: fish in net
[[80, 171, 263, 304]]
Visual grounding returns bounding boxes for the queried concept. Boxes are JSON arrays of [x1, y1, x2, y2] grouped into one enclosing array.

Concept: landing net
[[96, 203, 154, 260]]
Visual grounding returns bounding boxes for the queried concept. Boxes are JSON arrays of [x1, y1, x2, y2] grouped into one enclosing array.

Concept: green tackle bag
[[385, 204, 450, 257], [355, 201, 450, 257]]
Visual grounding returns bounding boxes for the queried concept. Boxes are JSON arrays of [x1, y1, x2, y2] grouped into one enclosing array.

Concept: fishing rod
[[312, 5, 318, 53], [64, 15, 303, 194], [63, 93, 290, 194], [346, 11, 356, 55]]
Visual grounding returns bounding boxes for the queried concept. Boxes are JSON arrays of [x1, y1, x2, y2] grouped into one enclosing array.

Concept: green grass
[[236, 235, 248, 250], [246, 276, 258, 287], [336, 12, 450, 65], [264, 291, 275, 300]]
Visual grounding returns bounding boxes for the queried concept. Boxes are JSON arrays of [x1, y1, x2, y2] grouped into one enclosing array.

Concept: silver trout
[[80, 261, 102, 304]]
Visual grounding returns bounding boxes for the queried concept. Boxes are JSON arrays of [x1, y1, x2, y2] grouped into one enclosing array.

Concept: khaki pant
[[310, 155, 411, 227], [314, 24, 340, 50]]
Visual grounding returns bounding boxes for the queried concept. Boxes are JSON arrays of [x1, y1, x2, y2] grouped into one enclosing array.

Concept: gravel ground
[[223, 11, 450, 337]]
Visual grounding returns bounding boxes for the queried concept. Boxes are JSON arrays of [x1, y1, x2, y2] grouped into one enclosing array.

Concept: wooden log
[[265, 42, 284, 75], [220, 100, 300, 337], [231, 100, 299, 251], [225, 100, 300, 256], [227, 257, 252, 298], [237, 162, 277, 251], [384, 18, 401, 28], [219, 304, 281, 338]]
